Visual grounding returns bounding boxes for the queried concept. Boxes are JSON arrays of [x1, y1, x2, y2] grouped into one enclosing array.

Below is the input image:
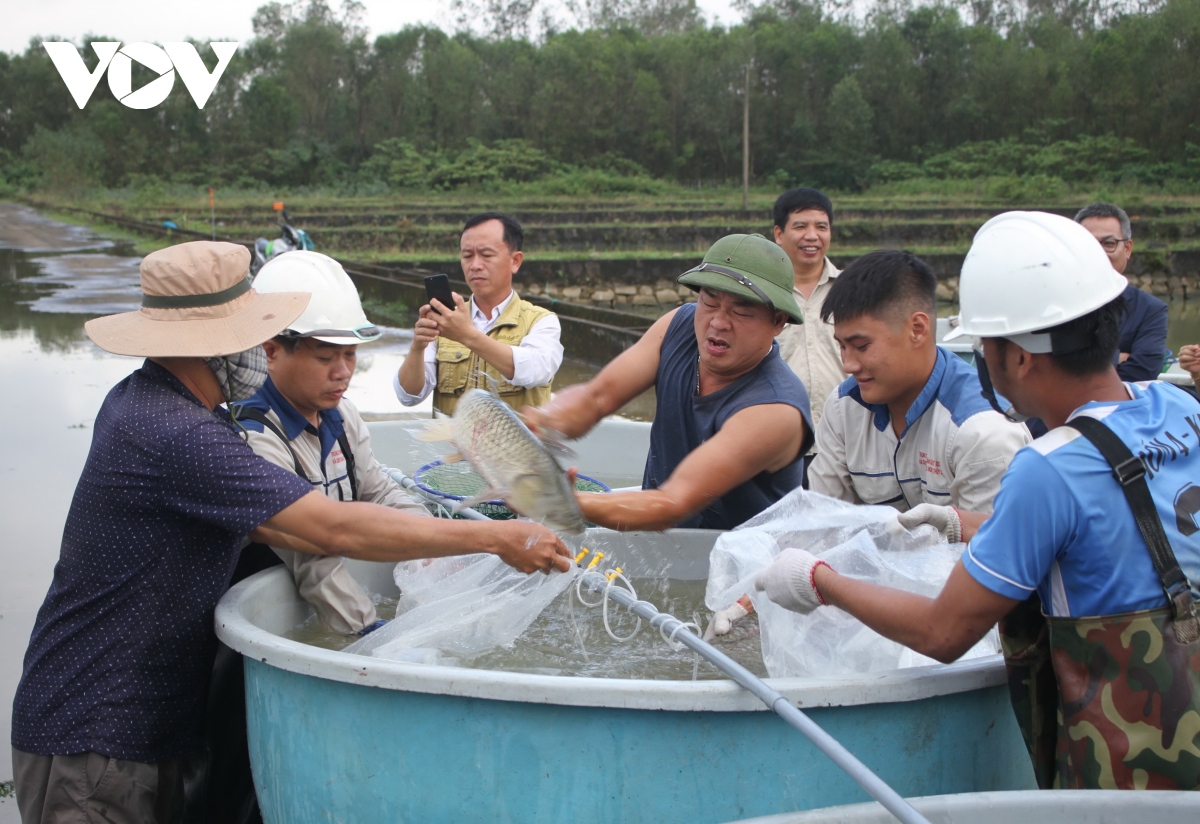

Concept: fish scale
[[451, 388, 587, 534]]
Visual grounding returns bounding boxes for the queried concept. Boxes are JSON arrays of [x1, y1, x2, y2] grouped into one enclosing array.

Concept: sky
[[2, 0, 743, 55]]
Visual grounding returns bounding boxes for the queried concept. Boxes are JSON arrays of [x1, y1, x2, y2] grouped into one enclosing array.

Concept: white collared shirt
[[775, 256, 845, 443], [393, 289, 563, 405]]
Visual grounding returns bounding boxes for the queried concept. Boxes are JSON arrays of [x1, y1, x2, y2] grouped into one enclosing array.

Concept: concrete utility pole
[[742, 63, 750, 211]]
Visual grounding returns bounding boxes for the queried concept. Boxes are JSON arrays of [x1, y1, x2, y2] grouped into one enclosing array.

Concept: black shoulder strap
[[1066, 416, 1199, 642], [235, 407, 306, 478], [337, 432, 358, 502], [236, 407, 359, 502]]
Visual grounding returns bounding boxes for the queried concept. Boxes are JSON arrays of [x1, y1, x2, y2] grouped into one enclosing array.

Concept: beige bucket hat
[[85, 241, 310, 357]]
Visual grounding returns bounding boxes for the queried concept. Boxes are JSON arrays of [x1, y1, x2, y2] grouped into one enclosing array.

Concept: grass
[[28, 177, 1200, 218], [0, 780, 12, 799], [17, 178, 1200, 266]]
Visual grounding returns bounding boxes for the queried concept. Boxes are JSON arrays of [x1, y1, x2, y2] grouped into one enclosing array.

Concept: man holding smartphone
[[394, 212, 563, 415]]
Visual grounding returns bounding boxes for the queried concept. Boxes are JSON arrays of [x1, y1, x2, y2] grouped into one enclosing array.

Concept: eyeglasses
[[1097, 236, 1130, 253]]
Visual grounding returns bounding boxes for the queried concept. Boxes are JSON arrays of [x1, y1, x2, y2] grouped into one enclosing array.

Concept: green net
[[414, 460, 610, 520]]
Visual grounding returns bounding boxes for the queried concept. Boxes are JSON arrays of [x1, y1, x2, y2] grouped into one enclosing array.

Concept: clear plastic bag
[[343, 553, 578, 663], [705, 489, 1000, 678]]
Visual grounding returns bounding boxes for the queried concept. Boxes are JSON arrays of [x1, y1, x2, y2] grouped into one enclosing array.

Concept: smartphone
[[424, 274, 456, 314]]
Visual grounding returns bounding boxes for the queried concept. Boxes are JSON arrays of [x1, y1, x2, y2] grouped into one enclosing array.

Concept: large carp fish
[[422, 388, 586, 535]]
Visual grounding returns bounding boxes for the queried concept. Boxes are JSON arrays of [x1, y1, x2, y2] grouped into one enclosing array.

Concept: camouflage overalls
[[1002, 597, 1200, 789], [1000, 416, 1200, 790]]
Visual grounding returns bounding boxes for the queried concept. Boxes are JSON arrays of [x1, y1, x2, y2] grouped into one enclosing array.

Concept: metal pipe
[[383, 467, 492, 521], [580, 571, 931, 824], [742, 63, 750, 211]]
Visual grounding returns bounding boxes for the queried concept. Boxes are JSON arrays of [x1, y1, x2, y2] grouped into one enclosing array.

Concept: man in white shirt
[[395, 212, 563, 414], [772, 188, 846, 481]]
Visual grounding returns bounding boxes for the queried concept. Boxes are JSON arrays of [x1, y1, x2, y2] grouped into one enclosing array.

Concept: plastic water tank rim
[[216, 567, 1008, 712]]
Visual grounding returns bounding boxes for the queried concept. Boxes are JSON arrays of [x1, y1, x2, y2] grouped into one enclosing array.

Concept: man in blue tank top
[[525, 234, 813, 530]]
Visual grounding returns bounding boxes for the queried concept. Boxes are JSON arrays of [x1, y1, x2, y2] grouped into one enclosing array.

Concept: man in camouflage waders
[[753, 211, 1200, 791]]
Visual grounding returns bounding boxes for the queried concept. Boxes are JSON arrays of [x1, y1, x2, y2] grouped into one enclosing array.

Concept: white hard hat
[[945, 211, 1127, 353], [252, 251, 381, 344]]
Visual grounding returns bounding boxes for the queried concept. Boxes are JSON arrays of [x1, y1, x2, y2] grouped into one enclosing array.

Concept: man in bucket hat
[[10, 241, 570, 823], [524, 233, 813, 532]]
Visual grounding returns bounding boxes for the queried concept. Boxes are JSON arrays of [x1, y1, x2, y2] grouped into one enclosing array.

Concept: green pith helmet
[[677, 234, 804, 324]]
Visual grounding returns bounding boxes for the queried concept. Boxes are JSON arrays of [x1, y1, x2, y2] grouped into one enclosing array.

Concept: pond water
[[284, 577, 767, 681]]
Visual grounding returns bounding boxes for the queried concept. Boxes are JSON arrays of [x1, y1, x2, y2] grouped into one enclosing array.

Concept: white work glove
[[703, 599, 751, 641], [753, 548, 830, 615], [896, 504, 962, 543]]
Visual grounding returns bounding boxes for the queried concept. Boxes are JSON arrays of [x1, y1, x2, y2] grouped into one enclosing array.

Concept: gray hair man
[[1074, 202, 1168, 382]]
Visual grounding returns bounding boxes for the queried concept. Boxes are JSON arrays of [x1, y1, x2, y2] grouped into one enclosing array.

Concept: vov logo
[[42, 42, 240, 110]]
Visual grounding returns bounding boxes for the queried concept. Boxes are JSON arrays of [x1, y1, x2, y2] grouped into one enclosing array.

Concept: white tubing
[[600, 572, 641, 642], [577, 570, 932, 824]]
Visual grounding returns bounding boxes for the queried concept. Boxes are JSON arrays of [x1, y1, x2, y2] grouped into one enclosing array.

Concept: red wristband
[[810, 559, 831, 606]]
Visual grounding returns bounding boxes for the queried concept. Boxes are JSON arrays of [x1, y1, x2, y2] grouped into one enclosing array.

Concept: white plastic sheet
[[343, 553, 577, 664], [705, 489, 1000, 678]]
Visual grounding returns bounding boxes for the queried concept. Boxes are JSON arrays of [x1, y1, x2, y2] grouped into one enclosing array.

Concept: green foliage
[[4, 0, 1200, 194], [862, 134, 1200, 192], [517, 168, 667, 196], [0, 146, 38, 194], [358, 137, 661, 194], [825, 76, 874, 158], [21, 125, 106, 190], [0, 780, 13, 798], [361, 138, 432, 188]]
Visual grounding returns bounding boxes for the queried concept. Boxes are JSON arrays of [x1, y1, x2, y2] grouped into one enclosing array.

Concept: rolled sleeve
[[509, 314, 563, 388], [394, 346, 437, 406], [962, 448, 1073, 600]]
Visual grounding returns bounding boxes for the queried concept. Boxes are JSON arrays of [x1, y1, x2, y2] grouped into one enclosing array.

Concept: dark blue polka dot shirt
[[12, 360, 312, 762]]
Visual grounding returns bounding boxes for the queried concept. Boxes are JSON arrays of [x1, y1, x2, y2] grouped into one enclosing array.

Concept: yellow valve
[[586, 552, 605, 569], [573, 549, 590, 565], [605, 566, 624, 581]]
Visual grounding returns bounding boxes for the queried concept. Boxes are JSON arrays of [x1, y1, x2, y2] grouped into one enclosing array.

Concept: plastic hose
[[577, 569, 932, 824]]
